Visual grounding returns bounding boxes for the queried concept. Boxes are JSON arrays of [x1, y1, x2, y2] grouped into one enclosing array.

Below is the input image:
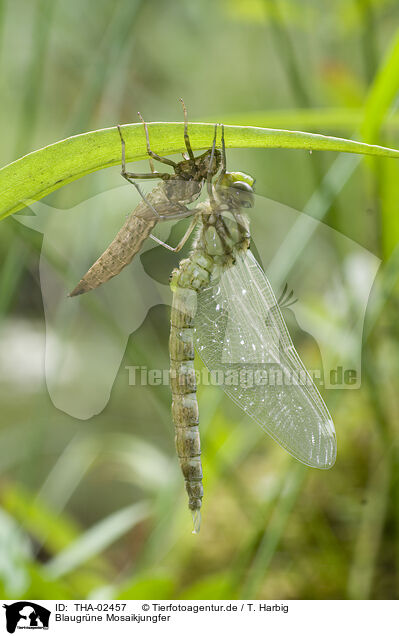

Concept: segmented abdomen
[[70, 181, 202, 297], [169, 253, 213, 533], [70, 215, 156, 296]]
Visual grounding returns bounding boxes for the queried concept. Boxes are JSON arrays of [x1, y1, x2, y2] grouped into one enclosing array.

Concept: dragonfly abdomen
[[169, 255, 214, 533], [70, 214, 157, 297]]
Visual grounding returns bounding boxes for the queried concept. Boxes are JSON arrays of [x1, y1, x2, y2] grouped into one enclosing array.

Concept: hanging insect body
[[168, 127, 336, 532], [70, 100, 221, 296], [70, 108, 336, 534], [169, 165, 254, 531]]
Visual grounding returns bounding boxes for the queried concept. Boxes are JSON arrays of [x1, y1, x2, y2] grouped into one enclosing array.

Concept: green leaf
[[240, 463, 306, 598], [0, 507, 32, 596], [361, 30, 399, 143], [1, 123, 399, 221], [44, 501, 150, 579], [360, 28, 399, 258], [1, 483, 80, 554]]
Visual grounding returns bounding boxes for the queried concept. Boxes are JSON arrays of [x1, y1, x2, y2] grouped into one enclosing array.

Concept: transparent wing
[[194, 249, 336, 468]]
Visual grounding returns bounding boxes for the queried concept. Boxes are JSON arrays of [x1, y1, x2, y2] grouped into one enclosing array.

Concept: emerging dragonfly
[[70, 108, 337, 534], [70, 100, 221, 296], [168, 126, 336, 532]]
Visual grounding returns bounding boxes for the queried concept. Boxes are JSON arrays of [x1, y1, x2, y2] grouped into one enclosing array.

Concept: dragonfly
[[168, 126, 337, 533], [69, 100, 221, 296], [69, 107, 336, 533]]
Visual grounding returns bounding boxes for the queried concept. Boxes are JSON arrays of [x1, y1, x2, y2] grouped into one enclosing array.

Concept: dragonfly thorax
[[174, 148, 222, 183], [194, 211, 250, 267]]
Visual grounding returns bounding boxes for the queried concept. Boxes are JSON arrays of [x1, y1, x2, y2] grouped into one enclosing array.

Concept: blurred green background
[[1, 0, 399, 600]]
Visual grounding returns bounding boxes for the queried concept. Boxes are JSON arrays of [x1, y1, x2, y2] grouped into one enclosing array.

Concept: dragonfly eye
[[233, 181, 253, 192], [233, 181, 255, 208]]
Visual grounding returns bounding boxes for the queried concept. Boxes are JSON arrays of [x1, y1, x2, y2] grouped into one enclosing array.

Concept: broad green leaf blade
[[1, 123, 399, 220]]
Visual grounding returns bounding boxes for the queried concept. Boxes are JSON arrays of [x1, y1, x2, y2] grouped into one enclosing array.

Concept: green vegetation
[[2, 122, 399, 220]]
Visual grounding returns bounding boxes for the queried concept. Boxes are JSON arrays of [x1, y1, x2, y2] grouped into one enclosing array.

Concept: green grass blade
[[220, 107, 399, 133], [44, 501, 151, 579], [0, 507, 32, 596], [14, 0, 56, 157], [66, 0, 144, 135], [1, 123, 399, 220], [1, 483, 80, 554], [240, 463, 306, 598], [347, 450, 391, 599], [265, 0, 311, 109], [361, 28, 399, 258], [222, 108, 361, 130], [361, 30, 399, 143]]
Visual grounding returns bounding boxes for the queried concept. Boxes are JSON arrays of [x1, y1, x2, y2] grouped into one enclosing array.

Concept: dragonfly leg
[[206, 124, 219, 209], [125, 167, 197, 222], [179, 97, 195, 162], [149, 216, 197, 252], [277, 283, 288, 305], [125, 179, 164, 219], [117, 126, 170, 181], [219, 217, 234, 241], [215, 217, 233, 255], [158, 184, 200, 219], [277, 284, 298, 308], [138, 111, 178, 169], [216, 124, 227, 187]]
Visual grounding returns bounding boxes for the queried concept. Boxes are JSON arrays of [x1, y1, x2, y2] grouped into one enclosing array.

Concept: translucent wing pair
[[194, 249, 337, 469]]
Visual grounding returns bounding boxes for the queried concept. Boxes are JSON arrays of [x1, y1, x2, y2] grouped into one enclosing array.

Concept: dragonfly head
[[219, 171, 255, 209]]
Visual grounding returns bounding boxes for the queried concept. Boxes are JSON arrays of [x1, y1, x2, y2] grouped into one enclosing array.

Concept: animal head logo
[[2, 602, 50, 633]]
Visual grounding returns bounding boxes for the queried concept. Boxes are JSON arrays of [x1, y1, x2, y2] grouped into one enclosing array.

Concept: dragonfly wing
[[194, 249, 337, 468]]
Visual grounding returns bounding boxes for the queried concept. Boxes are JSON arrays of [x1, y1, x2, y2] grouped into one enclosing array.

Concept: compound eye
[[233, 181, 254, 193], [233, 181, 254, 208]]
